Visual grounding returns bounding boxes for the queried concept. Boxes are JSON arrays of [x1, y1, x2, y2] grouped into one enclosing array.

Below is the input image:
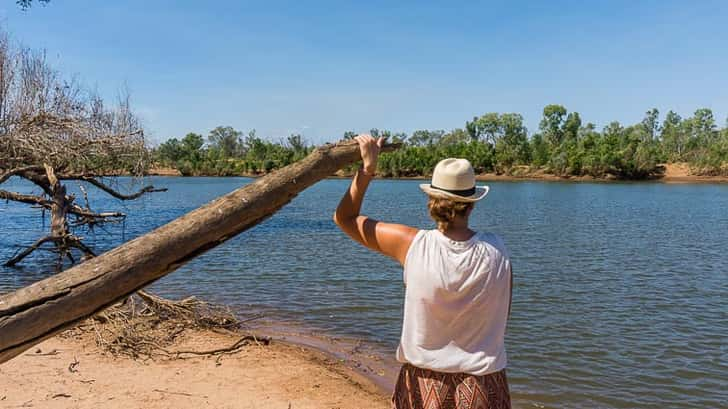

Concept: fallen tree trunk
[[0, 139, 399, 364]]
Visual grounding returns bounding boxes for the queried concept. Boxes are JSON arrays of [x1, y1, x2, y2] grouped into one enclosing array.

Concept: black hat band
[[430, 184, 476, 197]]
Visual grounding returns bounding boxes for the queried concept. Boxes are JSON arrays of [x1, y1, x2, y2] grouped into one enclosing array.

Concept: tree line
[[154, 105, 728, 179], [155, 127, 312, 176]]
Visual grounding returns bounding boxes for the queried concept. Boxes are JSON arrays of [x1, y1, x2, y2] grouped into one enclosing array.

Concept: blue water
[[1, 176, 727, 409]]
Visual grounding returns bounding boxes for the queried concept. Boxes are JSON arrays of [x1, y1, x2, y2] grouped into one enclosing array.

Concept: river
[[1, 176, 726, 409]]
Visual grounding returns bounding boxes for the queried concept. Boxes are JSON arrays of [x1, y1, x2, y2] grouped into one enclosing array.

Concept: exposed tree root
[[164, 335, 270, 358], [64, 291, 268, 361]]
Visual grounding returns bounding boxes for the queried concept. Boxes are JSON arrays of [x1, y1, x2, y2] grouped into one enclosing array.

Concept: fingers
[[376, 137, 384, 148], [355, 134, 376, 147]]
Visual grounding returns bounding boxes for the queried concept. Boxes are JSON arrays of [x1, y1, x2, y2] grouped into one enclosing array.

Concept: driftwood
[[0, 139, 399, 364]]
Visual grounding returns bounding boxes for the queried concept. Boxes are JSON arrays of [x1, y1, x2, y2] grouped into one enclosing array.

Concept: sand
[[657, 162, 728, 183], [145, 167, 183, 176], [0, 329, 391, 409]]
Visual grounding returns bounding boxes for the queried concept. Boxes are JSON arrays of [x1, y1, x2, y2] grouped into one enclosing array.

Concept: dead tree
[[0, 138, 400, 363], [0, 32, 165, 268]]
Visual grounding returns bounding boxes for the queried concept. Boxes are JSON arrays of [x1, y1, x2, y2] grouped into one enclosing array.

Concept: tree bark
[[0, 139, 399, 364], [45, 164, 70, 240], [3, 165, 81, 267]]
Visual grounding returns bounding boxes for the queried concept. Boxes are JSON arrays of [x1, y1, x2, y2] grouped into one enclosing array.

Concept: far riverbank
[[146, 162, 728, 184]]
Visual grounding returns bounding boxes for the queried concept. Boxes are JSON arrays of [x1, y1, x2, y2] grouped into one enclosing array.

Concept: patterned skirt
[[392, 364, 511, 409]]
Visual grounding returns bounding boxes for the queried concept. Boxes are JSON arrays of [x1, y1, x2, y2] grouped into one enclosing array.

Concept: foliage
[[154, 106, 728, 179], [155, 129, 312, 176]]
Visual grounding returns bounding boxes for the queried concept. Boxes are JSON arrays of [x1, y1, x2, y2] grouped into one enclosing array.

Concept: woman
[[333, 135, 513, 409]]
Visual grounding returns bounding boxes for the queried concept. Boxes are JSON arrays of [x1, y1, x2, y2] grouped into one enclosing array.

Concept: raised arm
[[333, 135, 418, 265]]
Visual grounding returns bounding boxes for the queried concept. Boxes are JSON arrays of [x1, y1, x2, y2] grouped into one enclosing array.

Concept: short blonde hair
[[427, 197, 473, 231]]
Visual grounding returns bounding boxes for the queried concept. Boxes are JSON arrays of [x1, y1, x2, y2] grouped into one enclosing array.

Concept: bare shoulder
[[377, 221, 419, 239], [373, 221, 419, 265]]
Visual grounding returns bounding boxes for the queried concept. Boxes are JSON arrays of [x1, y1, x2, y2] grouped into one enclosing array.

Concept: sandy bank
[[146, 167, 183, 176], [0, 329, 391, 409]]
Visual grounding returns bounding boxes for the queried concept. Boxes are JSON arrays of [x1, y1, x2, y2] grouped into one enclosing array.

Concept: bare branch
[[4, 236, 54, 267], [0, 26, 163, 268], [68, 182, 126, 224], [4, 233, 95, 268], [0, 37, 151, 175], [10, 170, 54, 196], [66, 235, 95, 257], [3, 113, 148, 174], [68, 204, 124, 219], [0, 165, 46, 184], [63, 176, 167, 200], [0, 189, 51, 207]]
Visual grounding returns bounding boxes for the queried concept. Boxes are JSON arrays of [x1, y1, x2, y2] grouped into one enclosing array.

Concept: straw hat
[[419, 158, 489, 202]]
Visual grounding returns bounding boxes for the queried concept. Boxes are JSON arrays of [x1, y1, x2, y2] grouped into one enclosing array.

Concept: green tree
[[409, 130, 445, 146], [390, 132, 408, 144], [529, 134, 549, 167], [466, 113, 500, 144], [641, 108, 660, 141], [660, 110, 684, 161], [208, 126, 242, 158], [243, 130, 267, 161], [539, 104, 568, 147], [578, 124, 604, 176], [286, 133, 306, 152], [440, 128, 469, 146], [563, 112, 582, 142], [286, 133, 309, 162], [156, 138, 184, 164], [494, 113, 530, 171], [181, 133, 204, 159], [690, 108, 717, 145]]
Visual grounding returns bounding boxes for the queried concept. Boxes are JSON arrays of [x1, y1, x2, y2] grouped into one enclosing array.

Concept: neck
[[439, 219, 474, 241]]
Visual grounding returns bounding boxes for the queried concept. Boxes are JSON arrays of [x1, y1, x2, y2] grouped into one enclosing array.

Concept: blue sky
[[2, 0, 727, 145]]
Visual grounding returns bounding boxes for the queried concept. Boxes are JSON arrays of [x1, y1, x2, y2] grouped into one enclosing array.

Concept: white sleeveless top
[[396, 229, 511, 375]]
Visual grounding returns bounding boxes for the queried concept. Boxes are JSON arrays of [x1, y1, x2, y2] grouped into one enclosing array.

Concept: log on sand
[[0, 139, 400, 364]]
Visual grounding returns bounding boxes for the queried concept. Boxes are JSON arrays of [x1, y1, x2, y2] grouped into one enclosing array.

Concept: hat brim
[[419, 184, 490, 203]]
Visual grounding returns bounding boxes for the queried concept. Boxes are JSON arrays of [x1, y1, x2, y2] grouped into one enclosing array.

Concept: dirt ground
[[0, 329, 391, 409]]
